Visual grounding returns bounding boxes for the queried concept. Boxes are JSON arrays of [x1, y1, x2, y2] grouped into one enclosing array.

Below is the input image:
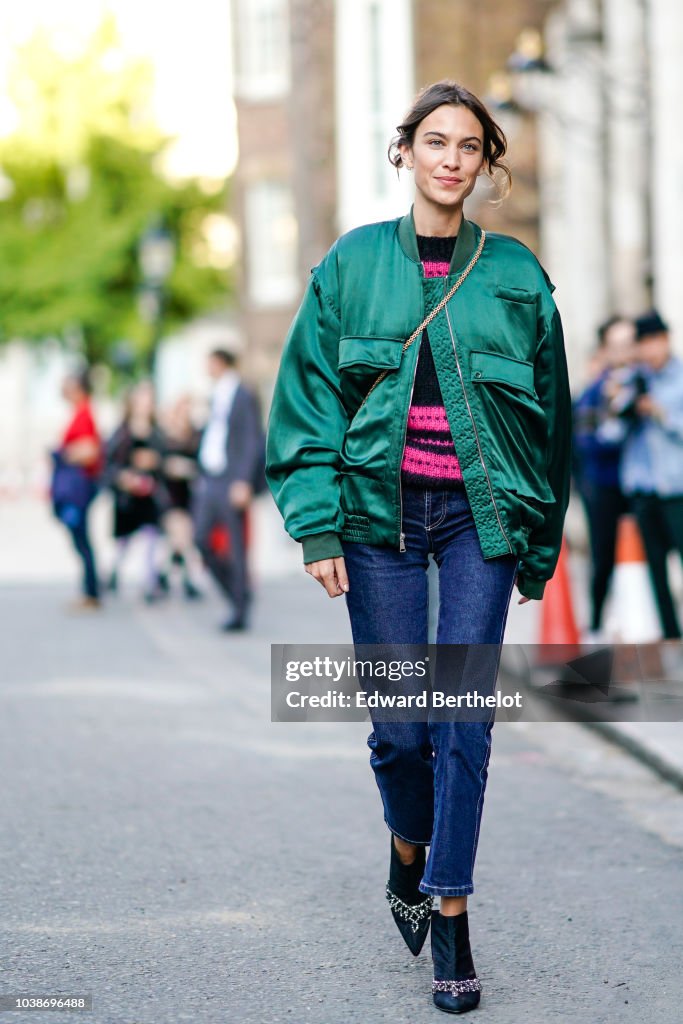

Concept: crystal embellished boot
[[385, 834, 433, 956], [430, 909, 482, 1013]]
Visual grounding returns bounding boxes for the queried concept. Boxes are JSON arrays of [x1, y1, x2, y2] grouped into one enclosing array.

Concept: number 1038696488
[[0, 994, 93, 1011]]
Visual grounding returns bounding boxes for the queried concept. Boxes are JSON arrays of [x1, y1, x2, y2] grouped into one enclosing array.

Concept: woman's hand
[[118, 469, 153, 496], [305, 556, 349, 598], [635, 393, 664, 421], [117, 469, 139, 492], [63, 438, 99, 466], [131, 447, 159, 472], [164, 455, 196, 480]]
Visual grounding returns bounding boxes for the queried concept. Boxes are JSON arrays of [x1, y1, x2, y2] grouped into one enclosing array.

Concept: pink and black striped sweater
[[400, 234, 463, 489]]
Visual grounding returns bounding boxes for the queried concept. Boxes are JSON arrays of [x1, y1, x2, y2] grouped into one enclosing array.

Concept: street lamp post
[[137, 220, 175, 374]]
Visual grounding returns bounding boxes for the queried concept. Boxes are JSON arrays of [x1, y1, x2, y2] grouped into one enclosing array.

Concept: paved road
[[1, 575, 683, 1024]]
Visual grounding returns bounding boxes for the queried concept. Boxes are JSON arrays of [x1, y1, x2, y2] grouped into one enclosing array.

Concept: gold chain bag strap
[[358, 229, 487, 411]]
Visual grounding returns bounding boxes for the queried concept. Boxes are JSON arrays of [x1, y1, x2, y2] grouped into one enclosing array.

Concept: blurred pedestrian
[[50, 368, 103, 611], [572, 316, 636, 638], [157, 395, 204, 600], [613, 310, 683, 638], [266, 80, 571, 1014], [104, 380, 168, 603], [193, 349, 265, 632]]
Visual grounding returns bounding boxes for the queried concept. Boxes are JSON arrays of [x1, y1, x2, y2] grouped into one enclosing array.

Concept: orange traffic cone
[[536, 536, 581, 666], [604, 515, 661, 644]]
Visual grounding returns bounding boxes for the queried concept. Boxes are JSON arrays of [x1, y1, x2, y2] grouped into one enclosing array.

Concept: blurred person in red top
[[52, 368, 103, 610]]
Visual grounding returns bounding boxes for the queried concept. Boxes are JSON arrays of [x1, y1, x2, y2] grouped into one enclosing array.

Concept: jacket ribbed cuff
[[301, 531, 344, 564], [516, 572, 547, 601]]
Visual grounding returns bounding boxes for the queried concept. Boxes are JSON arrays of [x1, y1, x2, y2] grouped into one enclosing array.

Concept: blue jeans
[[56, 491, 99, 600], [68, 515, 99, 599], [341, 485, 518, 896]]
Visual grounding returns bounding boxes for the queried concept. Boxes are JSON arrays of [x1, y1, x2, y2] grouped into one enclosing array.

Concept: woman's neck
[[412, 196, 464, 238]]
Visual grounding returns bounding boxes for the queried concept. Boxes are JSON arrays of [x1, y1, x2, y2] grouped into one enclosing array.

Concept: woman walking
[[105, 380, 168, 603], [157, 394, 204, 600], [266, 81, 572, 1013], [52, 369, 103, 610]]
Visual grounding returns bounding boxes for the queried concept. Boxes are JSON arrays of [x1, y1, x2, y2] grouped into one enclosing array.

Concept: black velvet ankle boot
[[385, 834, 433, 956], [430, 909, 482, 1014]]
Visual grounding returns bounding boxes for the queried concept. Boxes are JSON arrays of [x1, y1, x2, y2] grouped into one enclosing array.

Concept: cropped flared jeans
[[342, 484, 518, 897]]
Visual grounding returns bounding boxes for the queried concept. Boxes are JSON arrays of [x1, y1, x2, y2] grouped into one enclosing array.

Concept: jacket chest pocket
[[494, 284, 538, 341], [470, 349, 538, 399], [338, 336, 406, 413], [338, 336, 405, 374], [469, 348, 554, 503]]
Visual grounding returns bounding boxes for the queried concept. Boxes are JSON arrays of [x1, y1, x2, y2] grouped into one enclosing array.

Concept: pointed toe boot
[[430, 909, 482, 1014], [385, 834, 433, 956]]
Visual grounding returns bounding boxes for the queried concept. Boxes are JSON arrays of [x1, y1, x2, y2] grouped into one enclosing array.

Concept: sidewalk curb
[[580, 720, 683, 793]]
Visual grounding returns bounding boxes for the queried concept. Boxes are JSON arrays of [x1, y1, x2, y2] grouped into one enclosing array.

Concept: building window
[[368, 1, 388, 200], [234, 0, 290, 101], [245, 181, 299, 307], [335, 0, 414, 231]]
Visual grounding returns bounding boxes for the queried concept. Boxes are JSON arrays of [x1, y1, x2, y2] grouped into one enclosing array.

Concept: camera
[[610, 369, 649, 421]]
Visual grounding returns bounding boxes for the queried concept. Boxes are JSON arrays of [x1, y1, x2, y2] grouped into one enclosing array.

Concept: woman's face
[[163, 395, 192, 436], [131, 381, 155, 420], [400, 104, 487, 214], [603, 320, 636, 368], [61, 377, 79, 404]]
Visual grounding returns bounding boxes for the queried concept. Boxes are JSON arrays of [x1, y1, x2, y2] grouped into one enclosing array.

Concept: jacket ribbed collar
[[398, 206, 480, 276]]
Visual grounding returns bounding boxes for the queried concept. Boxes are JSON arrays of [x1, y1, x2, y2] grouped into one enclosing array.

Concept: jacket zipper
[[445, 303, 514, 554], [398, 335, 421, 552]]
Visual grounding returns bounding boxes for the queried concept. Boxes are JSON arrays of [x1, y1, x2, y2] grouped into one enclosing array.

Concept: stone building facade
[[527, 0, 683, 383]]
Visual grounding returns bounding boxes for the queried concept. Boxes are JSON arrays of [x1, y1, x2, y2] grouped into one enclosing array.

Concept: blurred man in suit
[[193, 349, 265, 631]]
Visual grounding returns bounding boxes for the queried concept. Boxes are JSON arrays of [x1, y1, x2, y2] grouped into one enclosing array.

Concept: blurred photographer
[[616, 311, 683, 638], [572, 316, 636, 638]]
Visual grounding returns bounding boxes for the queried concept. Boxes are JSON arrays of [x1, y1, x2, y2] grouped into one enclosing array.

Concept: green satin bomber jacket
[[265, 208, 572, 600]]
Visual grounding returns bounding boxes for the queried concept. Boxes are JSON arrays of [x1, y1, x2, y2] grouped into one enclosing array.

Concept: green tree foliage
[[0, 15, 232, 364]]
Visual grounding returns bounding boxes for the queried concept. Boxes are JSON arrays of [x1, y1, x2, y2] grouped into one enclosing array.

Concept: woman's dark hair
[[64, 366, 92, 396], [77, 368, 93, 395], [210, 347, 237, 368], [388, 80, 512, 198]]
